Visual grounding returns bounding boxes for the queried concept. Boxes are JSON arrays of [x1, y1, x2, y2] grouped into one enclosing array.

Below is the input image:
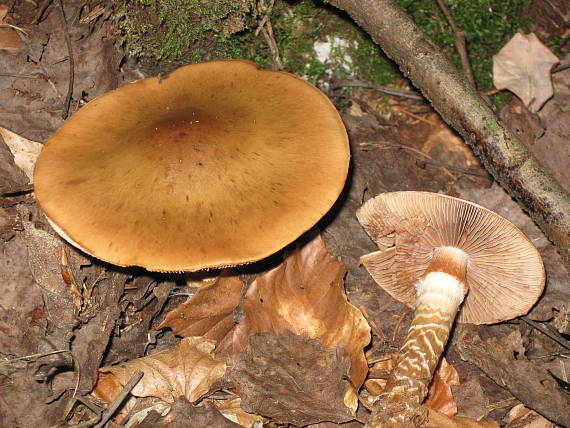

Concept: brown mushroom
[[33, 60, 349, 272], [356, 191, 545, 427]]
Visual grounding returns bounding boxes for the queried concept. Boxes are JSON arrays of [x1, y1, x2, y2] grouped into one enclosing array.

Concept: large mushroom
[[356, 191, 545, 427], [33, 60, 349, 272]]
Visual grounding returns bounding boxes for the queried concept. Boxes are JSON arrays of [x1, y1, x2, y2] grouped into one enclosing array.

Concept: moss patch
[[112, 0, 531, 98], [112, 0, 258, 64]]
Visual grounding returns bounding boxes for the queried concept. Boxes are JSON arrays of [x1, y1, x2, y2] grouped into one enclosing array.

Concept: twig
[[0, 72, 43, 78], [485, 397, 519, 411], [0, 23, 29, 37], [392, 312, 407, 343], [396, 106, 438, 126], [331, 80, 424, 100], [359, 140, 457, 181], [255, 0, 282, 70], [552, 62, 570, 73], [33, 0, 54, 24], [435, 0, 475, 87], [260, 19, 283, 70], [521, 317, 570, 351], [358, 305, 385, 341], [93, 370, 144, 428], [0, 350, 69, 366], [58, 0, 74, 119], [420, 158, 488, 178]]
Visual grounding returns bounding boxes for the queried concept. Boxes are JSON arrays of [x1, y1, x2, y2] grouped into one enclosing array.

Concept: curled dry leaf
[[232, 330, 357, 426], [424, 358, 460, 417], [506, 404, 555, 428], [0, 5, 21, 53], [231, 234, 370, 386], [92, 336, 226, 404], [212, 396, 265, 428], [228, 234, 370, 425], [426, 408, 499, 428], [493, 33, 559, 112], [159, 275, 243, 343], [0, 126, 42, 183]]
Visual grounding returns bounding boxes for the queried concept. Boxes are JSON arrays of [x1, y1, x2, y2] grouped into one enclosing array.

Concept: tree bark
[[330, 0, 570, 265]]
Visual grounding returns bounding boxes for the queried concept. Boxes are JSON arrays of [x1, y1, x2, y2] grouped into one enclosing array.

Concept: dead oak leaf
[[230, 234, 371, 388], [0, 126, 42, 183], [159, 275, 243, 344], [493, 33, 559, 112], [227, 234, 370, 425], [212, 396, 266, 427], [92, 336, 226, 404], [232, 330, 357, 426]]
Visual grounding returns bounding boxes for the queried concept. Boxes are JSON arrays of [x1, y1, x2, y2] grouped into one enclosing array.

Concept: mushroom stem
[[367, 246, 468, 428]]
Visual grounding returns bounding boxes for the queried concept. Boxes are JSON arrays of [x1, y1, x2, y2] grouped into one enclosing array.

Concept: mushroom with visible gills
[[357, 191, 545, 427], [33, 60, 349, 272]]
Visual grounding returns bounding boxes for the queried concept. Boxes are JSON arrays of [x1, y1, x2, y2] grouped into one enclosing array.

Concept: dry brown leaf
[[0, 126, 42, 183], [422, 122, 479, 167], [228, 234, 370, 425], [159, 275, 243, 343], [92, 336, 226, 404], [426, 408, 500, 428], [231, 234, 370, 387], [212, 396, 265, 428], [0, 5, 21, 53], [365, 352, 396, 396], [232, 330, 357, 426], [506, 404, 556, 428], [493, 33, 559, 112], [425, 358, 460, 416]]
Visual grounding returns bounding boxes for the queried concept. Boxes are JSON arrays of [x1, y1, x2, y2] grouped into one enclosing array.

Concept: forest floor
[[0, 1, 569, 427]]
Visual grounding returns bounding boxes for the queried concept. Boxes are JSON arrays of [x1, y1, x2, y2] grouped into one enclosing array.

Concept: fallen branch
[[329, 0, 570, 266]]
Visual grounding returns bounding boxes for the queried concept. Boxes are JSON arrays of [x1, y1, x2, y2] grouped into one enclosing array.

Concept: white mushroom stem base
[[366, 247, 468, 428]]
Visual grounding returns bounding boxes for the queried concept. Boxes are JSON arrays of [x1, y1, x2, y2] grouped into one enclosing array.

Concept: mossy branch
[[330, 0, 570, 267]]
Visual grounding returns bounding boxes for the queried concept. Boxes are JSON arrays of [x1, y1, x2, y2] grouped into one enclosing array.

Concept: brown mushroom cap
[[34, 60, 349, 272], [357, 191, 545, 324]]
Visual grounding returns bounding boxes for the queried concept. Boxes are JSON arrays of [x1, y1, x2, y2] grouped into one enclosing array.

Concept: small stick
[[0, 349, 69, 366], [0, 72, 43, 78], [93, 370, 144, 428], [521, 317, 570, 351], [331, 80, 424, 101], [0, 23, 29, 36], [58, 0, 74, 119], [435, 0, 475, 87], [33, 0, 54, 24], [396, 106, 438, 126], [260, 19, 283, 70], [360, 140, 457, 181], [358, 305, 385, 341]]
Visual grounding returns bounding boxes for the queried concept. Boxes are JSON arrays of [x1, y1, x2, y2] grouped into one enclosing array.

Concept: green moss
[[112, 0, 257, 63], [112, 0, 531, 98], [396, 0, 530, 90], [270, 0, 398, 84]]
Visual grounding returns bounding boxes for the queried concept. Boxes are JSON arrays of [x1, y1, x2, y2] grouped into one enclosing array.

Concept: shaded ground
[[0, 1, 569, 427]]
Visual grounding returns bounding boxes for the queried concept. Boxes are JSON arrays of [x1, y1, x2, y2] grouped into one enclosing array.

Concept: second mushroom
[[357, 191, 545, 427]]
